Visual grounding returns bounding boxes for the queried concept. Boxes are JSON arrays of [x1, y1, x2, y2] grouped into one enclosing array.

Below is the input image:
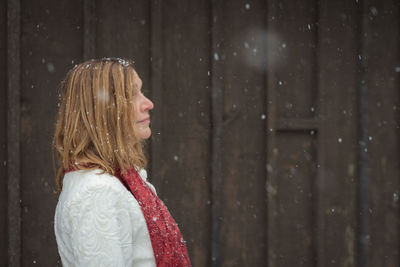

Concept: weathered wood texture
[[0, 1, 399, 267], [0, 0, 8, 266], [317, 1, 359, 266], [210, 0, 225, 266], [266, 0, 317, 266], [220, 0, 267, 266], [7, 0, 22, 266], [363, 0, 400, 266], [20, 0, 83, 266], [158, 1, 212, 266]]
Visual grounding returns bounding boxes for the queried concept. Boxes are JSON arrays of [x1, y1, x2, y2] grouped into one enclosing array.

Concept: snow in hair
[[52, 58, 146, 194]]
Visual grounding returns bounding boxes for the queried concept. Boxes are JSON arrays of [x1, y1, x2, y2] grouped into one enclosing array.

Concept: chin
[[139, 130, 152, 140]]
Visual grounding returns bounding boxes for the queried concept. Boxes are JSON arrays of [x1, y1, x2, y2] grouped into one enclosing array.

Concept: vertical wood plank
[[358, 1, 370, 264], [83, 0, 96, 60], [20, 0, 83, 266], [220, 0, 267, 266], [160, 1, 211, 266], [210, 0, 223, 266], [317, 1, 359, 266], [275, 132, 317, 266], [266, 1, 279, 265], [272, 0, 317, 120], [0, 1, 8, 265], [7, 0, 22, 266], [362, 0, 400, 266], [266, 0, 318, 266]]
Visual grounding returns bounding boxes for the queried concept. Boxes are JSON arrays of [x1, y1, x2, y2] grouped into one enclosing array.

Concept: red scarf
[[114, 167, 192, 267]]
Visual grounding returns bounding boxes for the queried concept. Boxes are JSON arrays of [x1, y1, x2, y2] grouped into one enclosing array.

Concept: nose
[[141, 95, 154, 112]]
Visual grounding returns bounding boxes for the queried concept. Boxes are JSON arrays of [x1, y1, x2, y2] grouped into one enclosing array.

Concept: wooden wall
[[0, 0, 399, 266], [1, 0, 8, 265]]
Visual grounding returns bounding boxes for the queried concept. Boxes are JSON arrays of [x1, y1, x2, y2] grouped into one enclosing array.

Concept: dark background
[[1, 0, 400, 266]]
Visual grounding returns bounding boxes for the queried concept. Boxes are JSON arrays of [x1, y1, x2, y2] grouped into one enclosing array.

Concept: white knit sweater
[[54, 168, 157, 267]]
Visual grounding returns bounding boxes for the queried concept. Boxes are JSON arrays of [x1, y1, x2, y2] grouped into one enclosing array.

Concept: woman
[[53, 58, 191, 267]]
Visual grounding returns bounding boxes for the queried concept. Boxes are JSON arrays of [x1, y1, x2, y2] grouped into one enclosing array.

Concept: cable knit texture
[[54, 168, 157, 267]]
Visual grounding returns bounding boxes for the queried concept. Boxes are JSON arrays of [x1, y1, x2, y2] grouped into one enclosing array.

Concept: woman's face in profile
[[132, 72, 154, 140]]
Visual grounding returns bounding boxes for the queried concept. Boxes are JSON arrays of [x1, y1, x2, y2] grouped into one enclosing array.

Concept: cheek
[[133, 106, 139, 117], [131, 101, 140, 118]]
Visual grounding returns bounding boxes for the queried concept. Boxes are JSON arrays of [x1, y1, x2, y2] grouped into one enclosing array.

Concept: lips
[[137, 117, 150, 123]]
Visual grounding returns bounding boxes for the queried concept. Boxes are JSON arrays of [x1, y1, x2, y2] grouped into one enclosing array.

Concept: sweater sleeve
[[67, 182, 133, 267]]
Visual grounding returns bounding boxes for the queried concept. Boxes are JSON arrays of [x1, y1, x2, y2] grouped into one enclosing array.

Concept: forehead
[[133, 70, 143, 88]]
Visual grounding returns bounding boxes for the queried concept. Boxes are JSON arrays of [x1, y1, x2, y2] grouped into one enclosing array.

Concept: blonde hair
[[52, 58, 147, 194]]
